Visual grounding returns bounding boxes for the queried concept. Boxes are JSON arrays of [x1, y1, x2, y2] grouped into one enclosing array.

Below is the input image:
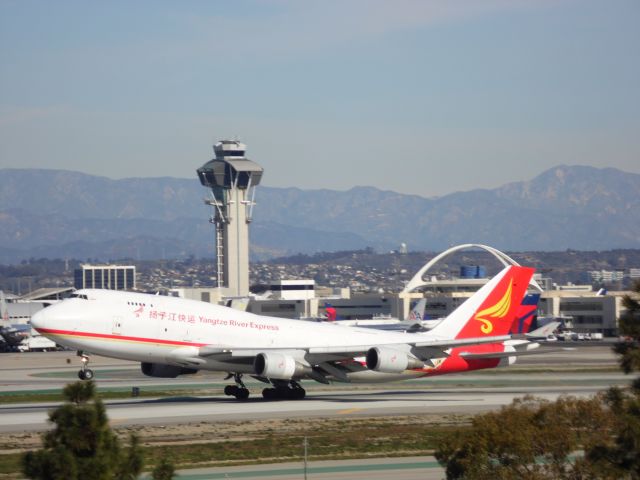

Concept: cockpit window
[[70, 293, 88, 300]]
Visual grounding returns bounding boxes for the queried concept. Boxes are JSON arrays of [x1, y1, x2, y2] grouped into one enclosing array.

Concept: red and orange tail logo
[[474, 280, 513, 334]]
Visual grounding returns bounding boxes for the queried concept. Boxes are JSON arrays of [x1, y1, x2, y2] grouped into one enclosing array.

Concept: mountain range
[[0, 165, 638, 263]]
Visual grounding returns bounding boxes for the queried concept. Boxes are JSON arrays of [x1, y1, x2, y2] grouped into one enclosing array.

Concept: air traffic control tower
[[197, 140, 263, 297]]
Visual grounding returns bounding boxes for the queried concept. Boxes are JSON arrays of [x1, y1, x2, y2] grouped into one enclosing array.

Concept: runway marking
[[337, 408, 363, 415]]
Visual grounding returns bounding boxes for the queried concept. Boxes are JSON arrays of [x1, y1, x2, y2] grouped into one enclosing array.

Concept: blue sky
[[1, 0, 638, 196]]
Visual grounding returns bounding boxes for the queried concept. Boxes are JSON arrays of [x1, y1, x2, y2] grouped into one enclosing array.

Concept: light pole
[[303, 436, 308, 480]]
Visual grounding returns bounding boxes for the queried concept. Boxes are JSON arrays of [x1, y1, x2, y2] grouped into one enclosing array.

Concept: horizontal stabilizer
[[459, 347, 569, 360], [412, 335, 514, 349], [526, 321, 560, 340]]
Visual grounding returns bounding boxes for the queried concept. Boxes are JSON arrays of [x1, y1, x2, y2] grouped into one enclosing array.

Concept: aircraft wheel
[[293, 388, 306, 400], [78, 370, 85, 380], [262, 388, 276, 400], [224, 385, 238, 396], [275, 386, 290, 400], [235, 388, 250, 400], [83, 369, 94, 380]]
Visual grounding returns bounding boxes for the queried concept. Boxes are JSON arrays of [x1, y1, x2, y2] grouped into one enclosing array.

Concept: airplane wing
[[188, 334, 517, 369], [303, 334, 514, 360]]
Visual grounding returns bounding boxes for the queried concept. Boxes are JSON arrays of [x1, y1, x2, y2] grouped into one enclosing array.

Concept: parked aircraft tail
[[324, 304, 337, 322], [428, 266, 534, 340], [0, 291, 8, 323], [396, 298, 428, 331], [407, 298, 426, 322], [510, 293, 540, 334]]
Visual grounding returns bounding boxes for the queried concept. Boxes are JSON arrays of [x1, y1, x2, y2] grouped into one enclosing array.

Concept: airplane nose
[[31, 308, 51, 331]]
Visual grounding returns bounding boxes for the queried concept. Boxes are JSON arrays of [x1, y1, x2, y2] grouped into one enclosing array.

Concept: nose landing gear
[[223, 373, 250, 400], [77, 352, 94, 380]]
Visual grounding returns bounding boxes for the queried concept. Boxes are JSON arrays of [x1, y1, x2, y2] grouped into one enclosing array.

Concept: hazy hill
[[0, 165, 638, 263]]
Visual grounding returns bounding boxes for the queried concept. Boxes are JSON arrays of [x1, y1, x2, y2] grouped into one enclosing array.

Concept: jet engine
[[366, 347, 424, 374], [141, 362, 198, 378], [254, 352, 310, 380]]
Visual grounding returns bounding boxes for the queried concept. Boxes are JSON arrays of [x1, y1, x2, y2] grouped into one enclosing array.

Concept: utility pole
[[303, 435, 308, 480]]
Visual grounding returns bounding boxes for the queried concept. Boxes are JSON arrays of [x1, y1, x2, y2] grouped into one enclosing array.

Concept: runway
[[1, 380, 623, 434], [0, 345, 627, 433]]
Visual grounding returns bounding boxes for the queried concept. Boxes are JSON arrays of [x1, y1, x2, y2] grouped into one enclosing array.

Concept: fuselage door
[[112, 316, 123, 335]]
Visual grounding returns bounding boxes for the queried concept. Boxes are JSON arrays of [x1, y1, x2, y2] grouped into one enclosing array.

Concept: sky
[[0, 0, 638, 197]]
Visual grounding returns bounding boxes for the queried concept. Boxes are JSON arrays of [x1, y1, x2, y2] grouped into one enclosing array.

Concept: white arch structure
[[401, 243, 543, 294]]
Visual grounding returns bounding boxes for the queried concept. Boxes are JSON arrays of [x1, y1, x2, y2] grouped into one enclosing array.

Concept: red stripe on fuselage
[[36, 328, 207, 347]]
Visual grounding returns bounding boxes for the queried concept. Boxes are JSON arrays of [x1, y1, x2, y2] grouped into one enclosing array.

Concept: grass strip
[[0, 420, 460, 478], [0, 389, 215, 405]]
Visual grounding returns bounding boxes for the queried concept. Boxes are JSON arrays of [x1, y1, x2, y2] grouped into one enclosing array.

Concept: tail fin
[[324, 304, 337, 322], [428, 266, 534, 340], [510, 293, 540, 334], [407, 298, 426, 321], [396, 298, 428, 332]]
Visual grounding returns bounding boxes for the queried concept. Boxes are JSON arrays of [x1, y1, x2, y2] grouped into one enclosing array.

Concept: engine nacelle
[[254, 352, 309, 380], [141, 362, 198, 378], [366, 347, 424, 373]]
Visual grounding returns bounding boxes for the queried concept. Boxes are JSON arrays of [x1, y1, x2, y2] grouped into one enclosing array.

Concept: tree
[[435, 280, 640, 479], [151, 450, 176, 480], [435, 395, 615, 480], [613, 280, 640, 385], [22, 381, 143, 480], [587, 279, 640, 477]]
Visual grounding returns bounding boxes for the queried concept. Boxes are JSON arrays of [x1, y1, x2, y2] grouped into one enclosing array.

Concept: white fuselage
[[32, 290, 441, 379]]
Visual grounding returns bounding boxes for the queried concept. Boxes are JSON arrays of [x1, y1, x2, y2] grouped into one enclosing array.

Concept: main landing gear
[[262, 380, 306, 400], [223, 375, 307, 401], [223, 373, 250, 400], [77, 352, 94, 380]]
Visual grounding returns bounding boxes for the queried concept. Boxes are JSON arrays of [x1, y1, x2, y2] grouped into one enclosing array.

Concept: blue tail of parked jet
[[510, 293, 540, 334]]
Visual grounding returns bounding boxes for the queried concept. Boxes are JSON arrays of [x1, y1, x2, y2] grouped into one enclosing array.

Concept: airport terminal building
[[74, 265, 136, 291]]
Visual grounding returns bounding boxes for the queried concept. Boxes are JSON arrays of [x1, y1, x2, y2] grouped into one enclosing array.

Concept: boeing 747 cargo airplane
[[32, 266, 537, 400]]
